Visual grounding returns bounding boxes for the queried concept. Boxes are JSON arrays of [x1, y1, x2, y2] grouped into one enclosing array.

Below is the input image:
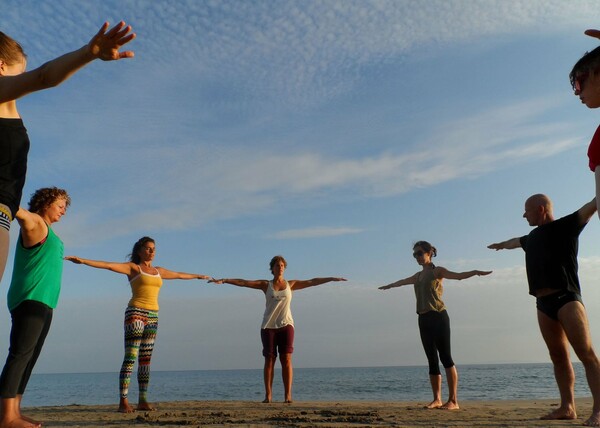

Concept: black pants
[[418, 310, 454, 376], [0, 300, 53, 397]]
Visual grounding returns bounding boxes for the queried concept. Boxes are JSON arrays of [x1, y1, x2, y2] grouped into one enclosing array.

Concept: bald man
[[489, 194, 600, 427]]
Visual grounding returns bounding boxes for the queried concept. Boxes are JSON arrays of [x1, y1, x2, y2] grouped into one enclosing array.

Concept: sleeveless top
[[413, 266, 446, 314], [261, 280, 294, 329], [0, 118, 30, 218], [8, 225, 63, 311], [128, 266, 163, 311]]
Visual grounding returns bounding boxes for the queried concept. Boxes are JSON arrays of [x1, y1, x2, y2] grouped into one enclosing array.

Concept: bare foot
[[0, 416, 41, 428], [439, 400, 460, 410], [424, 400, 442, 409], [540, 407, 577, 420], [584, 411, 600, 427], [18, 415, 40, 426], [262, 398, 271, 403], [137, 402, 156, 411], [118, 397, 135, 413], [284, 399, 293, 404]]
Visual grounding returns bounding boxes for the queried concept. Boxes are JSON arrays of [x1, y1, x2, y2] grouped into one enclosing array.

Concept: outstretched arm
[[290, 277, 347, 291], [64, 256, 136, 276], [580, 193, 598, 223], [487, 238, 521, 251], [156, 267, 211, 281], [435, 267, 492, 281], [0, 21, 136, 103], [209, 278, 269, 292], [378, 273, 418, 290]]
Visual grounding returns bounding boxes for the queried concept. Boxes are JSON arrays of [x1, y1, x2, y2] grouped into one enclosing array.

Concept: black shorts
[[0, 118, 30, 218], [536, 291, 583, 321]]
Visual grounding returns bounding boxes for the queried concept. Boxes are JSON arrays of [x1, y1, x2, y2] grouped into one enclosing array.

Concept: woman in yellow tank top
[[65, 236, 211, 413]]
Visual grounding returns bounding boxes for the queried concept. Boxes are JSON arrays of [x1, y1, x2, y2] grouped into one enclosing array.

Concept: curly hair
[[129, 236, 155, 264], [0, 31, 26, 66], [28, 187, 71, 214], [570, 45, 600, 90], [269, 255, 287, 274], [413, 240, 437, 257]]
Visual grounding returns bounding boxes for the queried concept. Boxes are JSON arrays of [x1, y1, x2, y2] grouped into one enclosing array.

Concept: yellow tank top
[[128, 266, 163, 311]]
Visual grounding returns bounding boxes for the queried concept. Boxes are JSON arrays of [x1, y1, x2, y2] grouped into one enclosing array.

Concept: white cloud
[[49, 94, 580, 246], [269, 226, 364, 240]]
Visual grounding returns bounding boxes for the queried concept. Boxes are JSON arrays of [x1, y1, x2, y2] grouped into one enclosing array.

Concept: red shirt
[[588, 125, 600, 172]]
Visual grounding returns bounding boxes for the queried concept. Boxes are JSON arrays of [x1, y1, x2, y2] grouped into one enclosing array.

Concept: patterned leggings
[[119, 306, 158, 400]]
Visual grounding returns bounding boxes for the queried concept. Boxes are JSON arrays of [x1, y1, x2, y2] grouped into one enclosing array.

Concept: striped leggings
[[119, 306, 158, 400]]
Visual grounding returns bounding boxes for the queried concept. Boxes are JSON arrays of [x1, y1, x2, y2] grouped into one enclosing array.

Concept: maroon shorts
[[261, 325, 294, 357]]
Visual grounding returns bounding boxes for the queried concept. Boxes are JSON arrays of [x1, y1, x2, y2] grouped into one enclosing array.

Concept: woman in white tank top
[[211, 255, 346, 403]]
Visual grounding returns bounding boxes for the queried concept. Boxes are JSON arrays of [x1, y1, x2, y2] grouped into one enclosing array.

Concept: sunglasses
[[573, 72, 589, 92], [413, 250, 425, 258], [572, 68, 600, 92]]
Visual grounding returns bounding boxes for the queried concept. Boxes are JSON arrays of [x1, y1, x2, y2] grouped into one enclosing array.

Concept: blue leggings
[[418, 310, 454, 376], [119, 306, 158, 400]]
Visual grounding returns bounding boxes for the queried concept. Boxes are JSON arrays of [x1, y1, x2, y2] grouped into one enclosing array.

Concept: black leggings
[[418, 310, 454, 376], [0, 300, 53, 397]]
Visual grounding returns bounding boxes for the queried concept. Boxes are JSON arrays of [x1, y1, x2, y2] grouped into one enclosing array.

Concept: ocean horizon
[[21, 362, 591, 408]]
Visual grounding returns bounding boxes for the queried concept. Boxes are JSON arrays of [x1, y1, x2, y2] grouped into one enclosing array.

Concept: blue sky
[[2, 0, 600, 376]]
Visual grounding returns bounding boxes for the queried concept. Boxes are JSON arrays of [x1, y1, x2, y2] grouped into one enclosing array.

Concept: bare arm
[[435, 267, 492, 281], [14, 207, 47, 248], [208, 278, 269, 292], [0, 21, 135, 103], [156, 267, 211, 281], [378, 273, 419, 290], [64, 256, 136, 276], [289, 277, 347, 291], [487, 237, 522, 251]]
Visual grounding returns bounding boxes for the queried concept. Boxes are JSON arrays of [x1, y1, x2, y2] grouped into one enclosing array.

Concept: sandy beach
[[20, 397, 595, 427]]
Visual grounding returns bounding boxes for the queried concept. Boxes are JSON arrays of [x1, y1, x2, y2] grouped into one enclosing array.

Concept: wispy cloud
[[268, 226, 364, 240], [5, 0, 597, 109], [51, 94, 580, 246]]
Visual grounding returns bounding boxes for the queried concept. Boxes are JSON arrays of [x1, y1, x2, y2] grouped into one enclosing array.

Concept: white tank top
[[261, 280, 294, 329]]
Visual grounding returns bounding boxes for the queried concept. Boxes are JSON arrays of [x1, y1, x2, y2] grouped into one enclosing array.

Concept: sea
[[21, 363, 590, 408]]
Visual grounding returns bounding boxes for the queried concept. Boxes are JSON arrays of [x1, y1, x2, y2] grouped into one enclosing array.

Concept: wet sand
[[21, 397, 594, 427]]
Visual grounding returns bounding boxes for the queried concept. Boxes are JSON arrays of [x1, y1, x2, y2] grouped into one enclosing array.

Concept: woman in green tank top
[[0, 187, 70, 428], [378, 240, 491, 411]]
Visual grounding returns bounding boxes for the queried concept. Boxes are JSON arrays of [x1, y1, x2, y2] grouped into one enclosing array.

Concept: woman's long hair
[[129, 236, 155, 264]]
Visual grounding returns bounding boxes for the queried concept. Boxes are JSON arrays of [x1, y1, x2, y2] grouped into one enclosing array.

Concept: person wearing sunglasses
[[488, 194, 600, 426], [571, 30, 600, 219], [378, 241, 491, 411]]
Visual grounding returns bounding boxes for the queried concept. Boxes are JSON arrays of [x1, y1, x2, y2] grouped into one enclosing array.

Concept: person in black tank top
[[0, 21, 136, 299], [379, 240, 491, 411]]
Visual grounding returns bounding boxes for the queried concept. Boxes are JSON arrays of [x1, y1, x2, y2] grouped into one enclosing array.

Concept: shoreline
[[21, 397, 594, 427]]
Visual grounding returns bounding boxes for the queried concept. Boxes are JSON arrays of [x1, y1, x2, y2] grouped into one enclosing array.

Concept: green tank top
[[413, 266, 446, 314], [8, 225, 64, 310]]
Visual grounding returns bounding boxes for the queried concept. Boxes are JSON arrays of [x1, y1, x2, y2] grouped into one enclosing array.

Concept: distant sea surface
[[22, 363, 590, 407]]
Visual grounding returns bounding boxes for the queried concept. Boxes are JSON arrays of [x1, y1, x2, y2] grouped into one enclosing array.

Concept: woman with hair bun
[[65, 237, 211, 413], [378, 241, 491, 410]]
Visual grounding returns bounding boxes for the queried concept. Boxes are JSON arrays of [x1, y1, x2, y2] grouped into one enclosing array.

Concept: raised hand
[[88, 21, 136, 61]]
